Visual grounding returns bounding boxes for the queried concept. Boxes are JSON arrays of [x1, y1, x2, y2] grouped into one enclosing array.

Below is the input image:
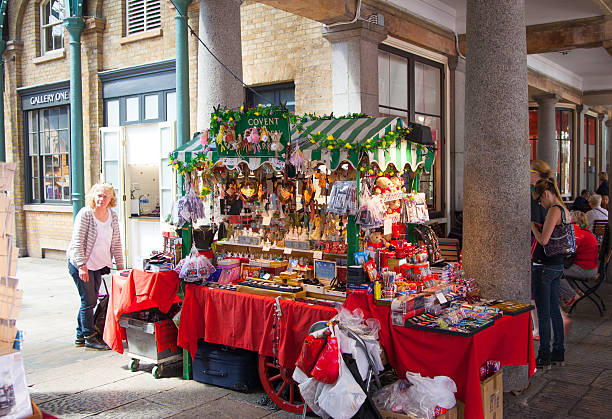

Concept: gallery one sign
[[21, 87, 70, 110]]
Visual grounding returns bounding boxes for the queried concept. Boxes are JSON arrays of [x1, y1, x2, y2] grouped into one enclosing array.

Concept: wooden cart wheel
[[258, 354, 305, 414]]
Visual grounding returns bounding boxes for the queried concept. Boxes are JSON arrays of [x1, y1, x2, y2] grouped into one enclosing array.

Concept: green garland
[[170, 105, 428, 175]]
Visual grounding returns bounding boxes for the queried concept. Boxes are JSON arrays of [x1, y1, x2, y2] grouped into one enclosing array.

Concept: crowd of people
[[530, 161, 607, 370]]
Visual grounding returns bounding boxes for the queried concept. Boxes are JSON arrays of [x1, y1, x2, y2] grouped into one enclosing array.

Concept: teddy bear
[[373, 176, 393, 195], [366, 229, 389, 251]]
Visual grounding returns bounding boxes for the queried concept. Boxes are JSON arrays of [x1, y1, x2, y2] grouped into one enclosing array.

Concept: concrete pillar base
[[322, 21, 386, 116]]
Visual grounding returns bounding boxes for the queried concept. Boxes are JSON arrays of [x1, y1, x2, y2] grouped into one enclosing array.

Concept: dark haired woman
[[531, 177, 571, 369]]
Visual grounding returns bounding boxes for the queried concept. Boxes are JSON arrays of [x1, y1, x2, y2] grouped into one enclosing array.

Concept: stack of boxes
[[0, 162, 36, 418], [0, 163, 20, 351]]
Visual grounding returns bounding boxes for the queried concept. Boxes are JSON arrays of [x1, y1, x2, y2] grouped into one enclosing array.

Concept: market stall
[[104, 105, 534, 418]]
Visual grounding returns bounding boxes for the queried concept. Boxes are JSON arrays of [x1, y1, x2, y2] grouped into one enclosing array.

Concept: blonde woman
[[67, 184, 124, 350]]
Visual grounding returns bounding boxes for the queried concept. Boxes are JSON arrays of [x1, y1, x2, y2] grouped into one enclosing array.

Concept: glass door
[[99, 127, 128, 264], [159, 121, 176, 225]]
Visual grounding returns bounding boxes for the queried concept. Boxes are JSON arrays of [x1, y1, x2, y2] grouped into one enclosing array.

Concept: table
[[344, 293, 536, 419], [103, 269, 181, 353], [178, 284, 337, 368]]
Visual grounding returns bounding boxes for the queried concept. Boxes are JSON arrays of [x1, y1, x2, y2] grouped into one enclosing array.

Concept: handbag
[[543, 205, 577, 257]]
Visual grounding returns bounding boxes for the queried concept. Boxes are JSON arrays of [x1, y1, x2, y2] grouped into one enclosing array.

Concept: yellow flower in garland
[[368, 169, 374, 174], [213, 115, 217, 120], [365, 144, 371, 149], [310, 139, 316, 144], [258, 104, 263, 108], [345, 143, 352, 149], [327, 135, 334, 141], [240, 105, 244, 111], [327, 145, 334, 150]]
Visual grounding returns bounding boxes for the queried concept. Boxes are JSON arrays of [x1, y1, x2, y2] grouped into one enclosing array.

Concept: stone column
[[577, 105, 588, 192], [197, 0, 243, 129], [322, 21, 386, 116], [534, 93, 560, 172], [449, 56, 466, 214], [464, 0, 529, 391]]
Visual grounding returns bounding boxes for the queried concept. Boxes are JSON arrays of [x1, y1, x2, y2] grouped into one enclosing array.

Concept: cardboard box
[[379, 405, 457, 419], [457, 370, 503, 419], [0, 288, 22, 320]]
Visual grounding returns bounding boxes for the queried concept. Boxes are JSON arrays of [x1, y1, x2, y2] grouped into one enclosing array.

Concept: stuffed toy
[[366, 229, 389, 251], [373, 176, 393, 195]]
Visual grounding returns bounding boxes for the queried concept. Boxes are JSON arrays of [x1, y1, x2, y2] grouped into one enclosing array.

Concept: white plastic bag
[[405, 371, 457, 418]]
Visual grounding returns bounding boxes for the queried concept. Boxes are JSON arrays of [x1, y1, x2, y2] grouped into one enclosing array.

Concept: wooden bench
[[437, 237, 461, 263]]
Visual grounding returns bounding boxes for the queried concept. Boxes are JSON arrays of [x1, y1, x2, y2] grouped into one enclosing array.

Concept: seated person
[[586, 194, 608, 231], [571, 189, 590, 212], [602, 195, 609, 211], [560, 211, 597, 308]]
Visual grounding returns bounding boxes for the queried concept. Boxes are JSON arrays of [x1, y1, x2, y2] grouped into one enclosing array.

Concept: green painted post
[[173, 0, 192, 380], [174, 0, 191, 149], [0, 40, 6, 162], [65, 17, 86, 217], [347, 167, 361, 266]]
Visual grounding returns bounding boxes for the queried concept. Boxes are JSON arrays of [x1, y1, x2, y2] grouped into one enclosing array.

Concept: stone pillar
[[449, 56, 466, 213], [534, 93, 560, 172], [197, 0, 243, 129], [577, 105, 588, 192], [464, 0, 529, 391], [322, 21, 386, 116]]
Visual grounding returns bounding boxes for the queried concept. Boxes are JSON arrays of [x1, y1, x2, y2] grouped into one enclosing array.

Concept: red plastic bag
[[311, 328, 340, 384], [296, 334, 327, 377]]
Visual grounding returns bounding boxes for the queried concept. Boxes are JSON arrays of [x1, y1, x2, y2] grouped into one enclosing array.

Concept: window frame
[[24, 105, 72, 204], [245, 82, 296, 111], [40, 0, 65, 55], [555, 108, 574, 197], [378, 44, 446, 218], [585, 114, 597, 191], [126, 0, 162, 36], [104, 90, 172, 127]]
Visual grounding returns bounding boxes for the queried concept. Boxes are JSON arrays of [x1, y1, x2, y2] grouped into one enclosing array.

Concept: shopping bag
[[311, 327, 340, 384], [296, 333, 328, 377]]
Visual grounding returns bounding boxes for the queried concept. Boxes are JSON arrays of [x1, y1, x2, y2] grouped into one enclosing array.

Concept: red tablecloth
[[344, 293, 536, 419], [103, 269, 181, 353], [178, 284, 337, 368]]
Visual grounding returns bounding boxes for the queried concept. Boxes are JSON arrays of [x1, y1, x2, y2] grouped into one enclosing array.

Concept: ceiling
[[388, 0, 612, 94]]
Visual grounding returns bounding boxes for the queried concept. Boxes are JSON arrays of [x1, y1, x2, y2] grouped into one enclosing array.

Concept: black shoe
[[536, 355, 551, 370], [75, 337, 85, 347], [85, 336, 110, 351], [551, 349, 565, 365]]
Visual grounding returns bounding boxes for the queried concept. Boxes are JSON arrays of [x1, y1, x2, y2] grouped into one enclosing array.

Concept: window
[[104, 91, 171, 126], [40, 0, 64, 55], [245, 82, 296, 111], [26, 106, 71, 203], [378, 46, 445, 217], [126, 0, 162, 36], [556, 109, 573, 196], [529, 108, 538, 161], [585, 115, 597, 190]]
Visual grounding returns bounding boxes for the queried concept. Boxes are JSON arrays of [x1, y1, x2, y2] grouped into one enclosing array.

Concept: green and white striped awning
[[290, 117, 435, 172], [171, 135, 209, 163], [170, 135, 286, 171]]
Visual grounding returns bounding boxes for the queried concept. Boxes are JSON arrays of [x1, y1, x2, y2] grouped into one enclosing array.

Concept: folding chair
[[566, 227, 610, 317], [592, 220, 608, 248], [437, 237, 461, 262]]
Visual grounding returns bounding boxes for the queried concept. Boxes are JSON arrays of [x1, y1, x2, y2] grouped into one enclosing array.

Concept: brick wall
[[6, 0, 200, 257], [240, 1, 332, 115], [24, 211, 73, 258]]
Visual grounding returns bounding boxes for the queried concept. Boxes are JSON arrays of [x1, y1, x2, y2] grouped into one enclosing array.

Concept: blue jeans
[[532, 264, 565, 358], [68, 262, 103, 338]]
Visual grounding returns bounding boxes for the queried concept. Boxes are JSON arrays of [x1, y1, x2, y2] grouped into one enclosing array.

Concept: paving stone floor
[[14, 257, 612, 418]]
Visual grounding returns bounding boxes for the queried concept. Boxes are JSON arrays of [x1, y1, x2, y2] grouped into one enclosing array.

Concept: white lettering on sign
[[247, 117, 280, 127], [29, 91, 69, 106]]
